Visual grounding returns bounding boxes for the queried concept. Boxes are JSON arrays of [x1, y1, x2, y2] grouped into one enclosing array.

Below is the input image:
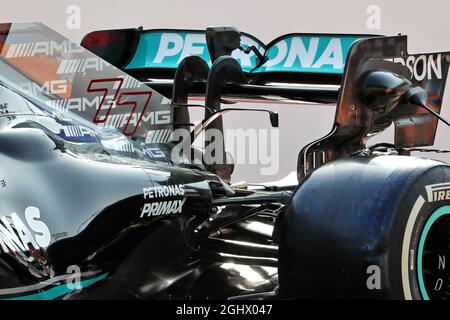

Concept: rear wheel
[[278, 155, 450, 299]]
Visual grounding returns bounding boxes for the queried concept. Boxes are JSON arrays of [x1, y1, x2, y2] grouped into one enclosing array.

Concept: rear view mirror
[[358, 70, 412, 114], [206, 26, 241, 62]]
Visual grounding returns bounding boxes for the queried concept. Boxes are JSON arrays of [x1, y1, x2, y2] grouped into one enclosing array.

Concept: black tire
[[278, 154, 450, 300]]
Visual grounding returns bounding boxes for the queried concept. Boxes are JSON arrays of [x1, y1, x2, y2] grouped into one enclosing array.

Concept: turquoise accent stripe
[[4, 272, 108, 300], [417, 206, 450, 300]]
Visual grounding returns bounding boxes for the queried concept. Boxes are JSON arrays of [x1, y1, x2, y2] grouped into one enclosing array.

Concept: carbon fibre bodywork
[[0, 93, 281, 299], [0, 22, 449, 300], [0, 23, 281, 299]]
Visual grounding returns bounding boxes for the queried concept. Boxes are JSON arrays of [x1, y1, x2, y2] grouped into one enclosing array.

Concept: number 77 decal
[[117, 91, 152, 136], [88, 78, 153, 136]]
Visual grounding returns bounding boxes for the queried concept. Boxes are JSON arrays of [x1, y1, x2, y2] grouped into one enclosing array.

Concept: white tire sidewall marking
[[401, 195, 425, 300]]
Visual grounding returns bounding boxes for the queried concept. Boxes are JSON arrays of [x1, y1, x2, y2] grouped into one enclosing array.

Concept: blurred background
[[1, 0, 450, 183]]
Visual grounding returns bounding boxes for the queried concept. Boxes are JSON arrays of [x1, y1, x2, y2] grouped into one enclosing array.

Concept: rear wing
[[82, 26, 450, 180], [82, 28, 375, 102]]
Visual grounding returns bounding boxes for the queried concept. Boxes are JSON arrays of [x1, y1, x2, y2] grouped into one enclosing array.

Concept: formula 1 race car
[[0, 22, 449, 300]]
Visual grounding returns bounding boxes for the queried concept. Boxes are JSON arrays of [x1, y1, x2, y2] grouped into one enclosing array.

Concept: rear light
[[81, 28, 141, 69]]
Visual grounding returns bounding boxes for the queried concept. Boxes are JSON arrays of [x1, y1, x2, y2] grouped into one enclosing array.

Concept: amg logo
[[61, 125, 95, 138], [5, 40, 83, 58], [142, 111, 171, 125], [145, 129, 172, 144], [425, 183, 450, 202], [101, 111, 170, 129], [138, 147, 166, 159], [50, 97, 101, 112], [20, 80, 68, 96], [57, 58, 109, 74], [119, 75, 142, 89]]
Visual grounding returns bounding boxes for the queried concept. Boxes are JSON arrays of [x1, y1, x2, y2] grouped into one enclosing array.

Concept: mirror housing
[[358, 70, 412, 114], [206, 26, 241, 62], [405, 86, 428, 108], [405, 86, 450, 128]]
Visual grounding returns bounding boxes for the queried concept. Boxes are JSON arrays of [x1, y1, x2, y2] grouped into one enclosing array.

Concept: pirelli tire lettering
[[0, 207, 50, 255], [425, 183, 450, 202], [141, 185, 186, 218]]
